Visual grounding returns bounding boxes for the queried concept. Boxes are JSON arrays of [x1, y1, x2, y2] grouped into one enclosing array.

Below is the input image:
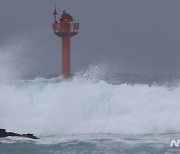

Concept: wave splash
[[0, 77, 180, 136]]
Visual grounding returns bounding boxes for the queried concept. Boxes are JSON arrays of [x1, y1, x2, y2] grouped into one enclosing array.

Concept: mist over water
[[1, 72, 180, 137]]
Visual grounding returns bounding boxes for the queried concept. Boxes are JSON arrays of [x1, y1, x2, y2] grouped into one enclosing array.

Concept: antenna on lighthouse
[[53, 4, 57, 22]]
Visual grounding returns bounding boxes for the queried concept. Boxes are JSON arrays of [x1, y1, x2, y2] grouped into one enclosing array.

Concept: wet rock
[[0, 129, 39, 139]]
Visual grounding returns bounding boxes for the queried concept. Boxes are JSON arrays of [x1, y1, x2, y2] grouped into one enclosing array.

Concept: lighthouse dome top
[[60, 10, 73, 22]]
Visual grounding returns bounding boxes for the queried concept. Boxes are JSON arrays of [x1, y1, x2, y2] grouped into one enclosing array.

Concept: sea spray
[[1, 77, 180, 136]]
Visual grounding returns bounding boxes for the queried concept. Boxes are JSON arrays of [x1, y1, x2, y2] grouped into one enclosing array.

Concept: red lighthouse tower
[[52, 6, 79, 79]]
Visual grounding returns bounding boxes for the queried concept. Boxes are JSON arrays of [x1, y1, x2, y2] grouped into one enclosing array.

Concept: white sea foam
[[0, 77, 180, 136]]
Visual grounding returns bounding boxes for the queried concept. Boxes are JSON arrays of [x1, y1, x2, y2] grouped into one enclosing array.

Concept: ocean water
[[1, 73, 180, 154]]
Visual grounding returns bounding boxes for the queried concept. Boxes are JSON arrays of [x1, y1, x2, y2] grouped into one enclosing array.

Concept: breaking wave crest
[[0, 76, 180, 136]]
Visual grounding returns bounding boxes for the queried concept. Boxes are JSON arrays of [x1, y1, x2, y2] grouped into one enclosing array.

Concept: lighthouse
[[52, 6, 79, 79]]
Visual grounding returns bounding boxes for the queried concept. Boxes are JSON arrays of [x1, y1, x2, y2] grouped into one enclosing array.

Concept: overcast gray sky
[[0, 0, 180, 76]]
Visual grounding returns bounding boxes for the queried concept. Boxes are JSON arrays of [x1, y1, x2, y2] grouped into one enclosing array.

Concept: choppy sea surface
[[1, 73, 180, 154]]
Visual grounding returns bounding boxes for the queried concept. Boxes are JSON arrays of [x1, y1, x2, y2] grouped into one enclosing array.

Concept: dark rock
[[0, 129, 39, 139], [22, 133, 39, 139]]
